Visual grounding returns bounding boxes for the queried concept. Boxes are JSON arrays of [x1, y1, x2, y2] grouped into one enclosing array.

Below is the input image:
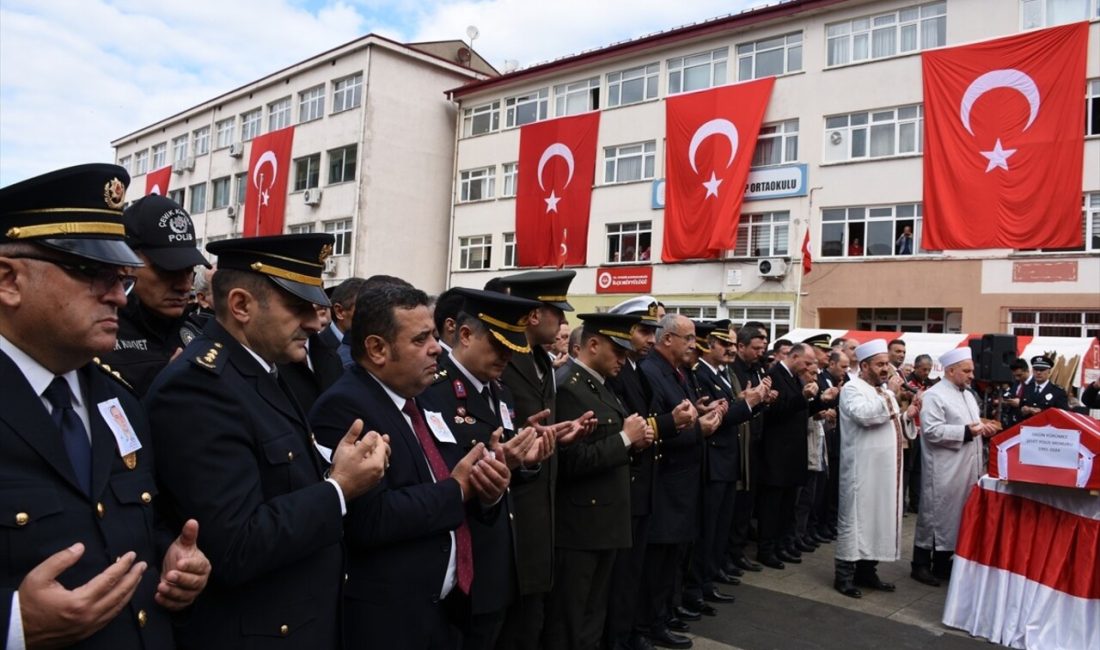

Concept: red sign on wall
[[595, 266, 652, 294]]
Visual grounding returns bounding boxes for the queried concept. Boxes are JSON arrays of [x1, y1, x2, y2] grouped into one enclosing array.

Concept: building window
[[554, 77, 600, 116], [1088, 79, 1100, 137], [167, 188, 185, 206], [234, 173, 247, 206], [151, 143, 167, 170], [502, 232, 516, 268], [752, 119, 799, 167], [192, 127, 210, 156], [733, 212, 790, 258], [210, 177, 231, 210], [332, 73, 363, 113], [606, 221, 652, 263], [328, 145, 357, 184], [299, 85, 325, 124], [1009, 309, 1100, 338], [240, 109, 262, 141], [463, 101, 500, 137], [215, 118, 236, 149], [505, 88, 548, 128], [666, 304, 719, 319], [606, 63, 659, 108], [294, 154, 321, 192], [459, 167, 495, 202], [1021, 0, 1098, 28], [268, 97, 291, 131], [288, 223, 315, 235], [604, 141, 656, 184], [737, 32, 802, 80], [324, 219, 353, 255], [824, 104, 923, 162], [502, 163, 518, 198], [118, 155, 131, 173], [821, 203, 929, 258], [172, 136, 188, 163], [857, 307, 952, 333], [189, 183, 207, 214], [133, 150, 148, 175], [827, 2, 946, 67], [459, 235, 492, 270], [727, 305, 791, 341], [668, 47, 728, 95]]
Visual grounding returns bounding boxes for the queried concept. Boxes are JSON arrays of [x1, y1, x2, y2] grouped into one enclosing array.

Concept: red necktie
[[402, 398, 474, 594]]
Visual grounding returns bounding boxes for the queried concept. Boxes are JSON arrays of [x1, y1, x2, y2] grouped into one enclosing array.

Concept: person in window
[[895, 226, 914, 255], [640, 247, 651, 261], [848, 238, 863, 256]]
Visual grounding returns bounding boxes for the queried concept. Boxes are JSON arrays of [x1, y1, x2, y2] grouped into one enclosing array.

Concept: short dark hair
[[888, 338, 905, 348], [453, 310, 487, 336], [483, 277, 509, 294], [914, 354, 933, 366], [330, 277, 366, 309], [787, 342, 809, 358], [364, 274, 412, 289], [772, 338, 792, 352], [828, 351, 843, 364], [350, 283, 430, 361], [433, 288, 465, 334], [1010, 357, 1029, 371], [737, 326, 767, 347], [211, 269, 273, 320]]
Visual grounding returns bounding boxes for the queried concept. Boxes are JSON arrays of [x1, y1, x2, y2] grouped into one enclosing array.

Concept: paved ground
[[680, 513, 1006, 650]]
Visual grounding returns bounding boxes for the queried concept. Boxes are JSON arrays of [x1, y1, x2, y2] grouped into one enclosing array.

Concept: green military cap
[[578, 312, 641, 351], [495, 270, 575, 311]]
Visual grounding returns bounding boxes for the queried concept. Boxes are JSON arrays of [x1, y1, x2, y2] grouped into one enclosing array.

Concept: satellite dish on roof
[[466, 25, 480, 42]]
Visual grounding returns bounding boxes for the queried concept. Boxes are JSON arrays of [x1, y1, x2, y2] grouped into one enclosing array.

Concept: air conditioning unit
[[323, 257, 337, 275], [226, 204, 238, 219], [757, 258, 788, 279], [176, 157, 195, 172], [303, 189, 322, 206], [228, 142, 244, 158]]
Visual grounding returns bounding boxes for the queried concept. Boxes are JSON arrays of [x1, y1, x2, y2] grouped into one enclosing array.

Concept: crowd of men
[[2, 163, 1097, 650]]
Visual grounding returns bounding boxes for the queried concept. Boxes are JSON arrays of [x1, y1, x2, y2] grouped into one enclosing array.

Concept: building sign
[[651, 163, 808, 209], [596, 266, 652, 294]]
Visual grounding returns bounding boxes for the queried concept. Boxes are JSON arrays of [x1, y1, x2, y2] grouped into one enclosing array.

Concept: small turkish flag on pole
[[801, 229, 812, 275], [922, 23, 1088, 250], [144, 165, 172, 197], [243, 126, 295, 237]]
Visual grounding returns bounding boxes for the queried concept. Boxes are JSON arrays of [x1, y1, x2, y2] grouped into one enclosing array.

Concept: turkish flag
[[922, 23, 1088, 250], [662, 78, 774, 262], [243, 126, 295, 237], [144, 165, 172, 197], [801, 229, 812, 275], [515, 113, 599, 267]]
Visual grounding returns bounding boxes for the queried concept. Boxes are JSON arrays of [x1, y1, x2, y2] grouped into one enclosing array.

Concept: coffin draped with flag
[[921, 22, 1088, 250], [515, 113, 599, 267], [662, 77, 774, 262], [244, 126, 295, 237]]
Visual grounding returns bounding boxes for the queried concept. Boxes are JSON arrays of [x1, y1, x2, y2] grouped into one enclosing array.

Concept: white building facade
[[446, 0, 1100, 340]]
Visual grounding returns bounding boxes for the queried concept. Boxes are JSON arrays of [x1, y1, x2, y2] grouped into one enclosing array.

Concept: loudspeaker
[[978, 334, 1017, 383], [968, 338, 983, 372]]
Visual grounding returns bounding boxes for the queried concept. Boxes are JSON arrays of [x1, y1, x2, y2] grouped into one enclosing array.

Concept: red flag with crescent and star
[[144, 165, 172, 197], [922, 22, 1088, 250], [515, 112, 600, 268], [662, 77, 774, 263], [243, 126, 295, 237]]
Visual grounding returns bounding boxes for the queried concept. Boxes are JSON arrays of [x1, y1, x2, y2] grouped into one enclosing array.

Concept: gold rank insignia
[[123, 452, 137, 470], [195, 346, 219, 369], [103, 177, 126, 209]]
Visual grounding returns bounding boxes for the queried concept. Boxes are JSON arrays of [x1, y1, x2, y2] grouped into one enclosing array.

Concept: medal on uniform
[[465, 416, 476, 424], [454, 416, 465, 424], [457, 406, 467, 417], [1045, 393, 1052, 400], [453, 380, 467, 399]]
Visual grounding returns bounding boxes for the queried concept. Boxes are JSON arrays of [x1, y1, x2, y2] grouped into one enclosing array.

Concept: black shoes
[[673, 605, 701, 622], [625, 632, 656, 650], [854, 575, 896, 592], [648, 626, 693, 649], [702, 588, 736, 603], [834, 579, 863, 599], [682, 600, 718, 617], [715, 570, 741, 586], [775, 549, 802, 564], [757, 554, 785, 570], [911, 566, 942, 587], [731, 555, 763, 572], [666, 617, 690, 632], [793, 538, 817, 553]]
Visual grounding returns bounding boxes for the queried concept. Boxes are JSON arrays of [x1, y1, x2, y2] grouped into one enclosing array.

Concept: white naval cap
[[609, 295, 659, 323]]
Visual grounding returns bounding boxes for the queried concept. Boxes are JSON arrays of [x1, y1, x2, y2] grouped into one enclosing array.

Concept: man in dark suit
[[818, 350, 850, 539], [277, 322, 344, 416], [999, 357, 1030, 428], [0, 164, 211, 648], [491, 270, 595, 650], [146, 234, 389, 649], [309, 282, 511, 649], [419, 288, 545, 650], [325, 276, 365, 367], [545, 313, 652, 649], [1020, 355, 1069, 416]]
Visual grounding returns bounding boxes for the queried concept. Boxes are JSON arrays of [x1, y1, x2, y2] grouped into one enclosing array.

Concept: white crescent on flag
[[252, 150, 278, 206], [959, 69, 1040, 136], [688, 119, 739, 198], [537, 143, 575, 191]]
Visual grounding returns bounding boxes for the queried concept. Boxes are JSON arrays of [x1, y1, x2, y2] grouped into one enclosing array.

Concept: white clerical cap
[[939, 347, 972, 368], [855, 339, 888, 362]]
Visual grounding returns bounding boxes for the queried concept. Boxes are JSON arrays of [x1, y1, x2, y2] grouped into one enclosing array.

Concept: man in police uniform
[[420, 288, 546, 650], [100, 194, 211, 395], [0, 164, 211, 648], [145, 234, 390, 649], [1019, 355, 1069, 416]]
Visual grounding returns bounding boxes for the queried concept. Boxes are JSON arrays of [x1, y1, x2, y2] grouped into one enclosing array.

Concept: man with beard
[[101, 194, 211, 395]]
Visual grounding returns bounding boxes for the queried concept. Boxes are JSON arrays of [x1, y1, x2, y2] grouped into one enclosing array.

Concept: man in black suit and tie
[[0, 164, 212, 648], [146, 234, 389, 649], [1019, 355, 1069, 416], [325, 276, 365, 367], [277, 311, 345, 415], [310, 281, 512, 649]]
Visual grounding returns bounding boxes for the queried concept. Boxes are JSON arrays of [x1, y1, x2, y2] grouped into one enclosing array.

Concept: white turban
[[855, 339, 888, 362], [939, 347, 972, 368]]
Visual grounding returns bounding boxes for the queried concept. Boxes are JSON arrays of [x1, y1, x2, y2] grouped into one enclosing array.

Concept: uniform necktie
[[402, 398, 474, 594], [43, 377, 92, 495], [480, 386, 495, 414]]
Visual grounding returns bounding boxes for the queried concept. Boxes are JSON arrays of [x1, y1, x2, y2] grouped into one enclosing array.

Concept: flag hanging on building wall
[[922, 22, 1088, 250], [144, 165, 172, 197], [802, 229, 812, 275], [243, 126, 295, 237], [662, 77, 774, 263], [515, 112, 600, 268]]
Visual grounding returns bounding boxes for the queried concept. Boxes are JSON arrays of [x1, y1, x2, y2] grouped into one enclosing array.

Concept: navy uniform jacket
[[100, 296, 195, 397], [607, 359, 676, 518], [1020, 379, 1069, 413], [499, 350, 558, 595], [419, 356, 516, 616], [693, 362, 752, 483], [639, 352, 702, 545], [0, 350, 173, 649], [555, 364, 632, 550], [145, 320, 345, 649], [310, 364, 494, 649], [277, 331, 345, 415], [760, 363, 828, 488]]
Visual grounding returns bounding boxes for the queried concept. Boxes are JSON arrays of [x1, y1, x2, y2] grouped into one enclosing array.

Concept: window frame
[[727, 304, 792, 341], [240, 108, 262, 142], [553, 77, 600, 117], [1020, 0, 1098, 29], [192, 127, 210, 157], [298, 85, 325, 124], [732, 211, 791, 258], [324, 219, 353, 256], [826, 1, 947, 67], [462, 100, 501, 137], [189, 182, 207, 214], [820, 203, 930, 259], [737, 32, 803, 81], [458, 234, 493, 271], [667, 47, 728, 95], [606, 63, 659, 108], [501, 163, 518, 198], [504, 88, 549, 128], [210, 176, 231, 210], [604, 141, 657, 184], [1008, 308, 1100, 338], [459, 166, 496, 203], [502, 232, 517, 268], [332, 73, 364, 113], [752, 119, 800, 168], [150, 143, 167, 170], [268, 97, 292, 131], [327, 145, 357, 185], [215, 117, 236, 149], [605, 221, 653, 264], [172, 135, 189, 163], [293, 153, 322, 192], [824, 104, 923, 162], [133, 150, 149, 175]]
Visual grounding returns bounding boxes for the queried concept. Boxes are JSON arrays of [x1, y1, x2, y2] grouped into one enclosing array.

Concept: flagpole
[[795, 223, 806, 329]]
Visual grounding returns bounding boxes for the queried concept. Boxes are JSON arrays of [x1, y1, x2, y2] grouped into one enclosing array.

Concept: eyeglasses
[[9, 255, 137, 296]]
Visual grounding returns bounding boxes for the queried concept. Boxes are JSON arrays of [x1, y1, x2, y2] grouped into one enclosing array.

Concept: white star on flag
[[980, 139, 1017, 173], [545, 190, 561, 213], [702, 172, 723, 198]]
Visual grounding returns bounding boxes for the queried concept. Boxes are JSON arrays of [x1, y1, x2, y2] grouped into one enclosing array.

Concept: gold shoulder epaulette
[[189, 342, 226, 374], [91, 357, 135, 392]]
